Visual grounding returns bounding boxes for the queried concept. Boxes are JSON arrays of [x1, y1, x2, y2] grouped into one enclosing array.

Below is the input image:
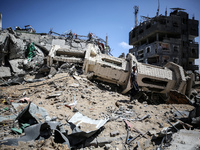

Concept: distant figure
[[88, 33, 93, 41], [98, 42, 105, 54], [130, 66, 139, 102]]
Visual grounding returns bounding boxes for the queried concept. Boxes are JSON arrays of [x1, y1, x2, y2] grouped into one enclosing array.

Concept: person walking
[[130, 66, 139, 102]]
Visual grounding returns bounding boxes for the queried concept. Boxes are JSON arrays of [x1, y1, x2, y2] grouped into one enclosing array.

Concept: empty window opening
[[162, 43, 169, 51], [139, 29, 144, 34], [147, 56, 159, 64], [102, 58, 122, 67], [173, 22, 178, 27], [189, 61, 193, 65], [173, 46, 179, 52], [146, 23, 151, 29], [173, 58, 179, 63], [138, 50, 144, 54], [162, 56, 169, 63], [146, 47, 151, 53], [192, 48, 196, 54], [142, 78, 168, 87]]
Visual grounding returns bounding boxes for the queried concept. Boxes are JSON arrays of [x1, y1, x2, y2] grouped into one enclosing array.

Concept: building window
[[173, 22, 178, 27], [182, 18, 186, 24], [173, 58, 179, 63], [162, 56, 169, 63], [162, 43, 169, 51], [138, 49, 144, 54], [192, 48, 196, 54], [132, 32, 135, 38], [173, 46, 179, 52], [146, 46, 151, 53], [139, 29, 144, 34], [146, 23, 151, 29]]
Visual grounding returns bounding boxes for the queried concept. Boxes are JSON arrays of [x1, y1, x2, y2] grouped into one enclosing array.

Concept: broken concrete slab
[[166, 129, 200, 150], [0, 66, 11, 77], [52, 39, 65, 46], [9, 59, 25, 74], [9, 34, 27, 59]]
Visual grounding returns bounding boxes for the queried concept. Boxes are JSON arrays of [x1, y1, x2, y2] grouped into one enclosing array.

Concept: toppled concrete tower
[[81, 45, 189, 96]]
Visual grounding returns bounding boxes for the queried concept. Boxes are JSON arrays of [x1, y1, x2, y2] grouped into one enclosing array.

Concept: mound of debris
[[0, 71, 200, 149], [1, 27, 200, 149]]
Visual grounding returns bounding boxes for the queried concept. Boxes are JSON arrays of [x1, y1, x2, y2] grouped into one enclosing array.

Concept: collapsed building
[[0, 9, 200, 150], [0, 24, 194, 102], [129, 8, 199, 72]]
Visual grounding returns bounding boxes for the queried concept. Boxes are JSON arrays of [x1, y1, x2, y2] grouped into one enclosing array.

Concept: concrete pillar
[[156, 33, 159, 41], [0, 13, 2, 30]]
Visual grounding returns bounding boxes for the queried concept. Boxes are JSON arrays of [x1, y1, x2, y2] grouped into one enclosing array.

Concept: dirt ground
[[0, 73, 196, 150]]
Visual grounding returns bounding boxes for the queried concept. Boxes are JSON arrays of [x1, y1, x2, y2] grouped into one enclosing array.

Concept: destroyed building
[[129, 8, 199, 72], [1, 7, 200, 150], [0, 22, 195, 102]]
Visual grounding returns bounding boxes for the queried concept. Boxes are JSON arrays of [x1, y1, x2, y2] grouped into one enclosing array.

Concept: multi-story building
[[129, 8, 199, 71]]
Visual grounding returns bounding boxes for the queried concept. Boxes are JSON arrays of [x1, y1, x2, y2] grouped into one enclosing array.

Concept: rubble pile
[[0, 27, 110, 83], [0, 72, 199, 149], [0, 27, 200, 149]]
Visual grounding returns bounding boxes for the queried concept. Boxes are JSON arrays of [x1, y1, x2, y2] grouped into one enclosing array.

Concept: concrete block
[[105, 144, 111, 150], [0, 67, 11, 77], [110, 131, 120, 137], [96, 137, 113, 147], [144, 139, 151, 149], [9, 34, 26, 59], [52, 39, 65, 46], [9, 59, 24, 73], [166, 129, 200, 150]]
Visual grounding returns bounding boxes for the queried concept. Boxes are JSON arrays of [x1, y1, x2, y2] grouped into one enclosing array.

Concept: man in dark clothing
[[130, 66, 139, 102]]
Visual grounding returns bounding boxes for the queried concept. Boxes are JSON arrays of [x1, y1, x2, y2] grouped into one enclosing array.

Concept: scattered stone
[[110, 131, 120, 137], [104, 144, 111, 150]]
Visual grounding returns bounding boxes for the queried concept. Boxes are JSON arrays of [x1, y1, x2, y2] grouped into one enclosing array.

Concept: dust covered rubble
[[0, 28, 200, 149], [0, 72, 199, 150]]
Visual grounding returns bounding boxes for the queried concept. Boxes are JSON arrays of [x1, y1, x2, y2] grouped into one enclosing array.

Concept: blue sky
[[1, 0, 200, 66]]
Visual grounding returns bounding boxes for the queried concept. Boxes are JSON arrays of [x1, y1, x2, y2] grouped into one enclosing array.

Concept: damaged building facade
[[129, 8, 199, 72]]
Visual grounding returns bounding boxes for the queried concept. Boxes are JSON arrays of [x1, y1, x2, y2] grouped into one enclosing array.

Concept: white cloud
[[119, 42, 132, 49]]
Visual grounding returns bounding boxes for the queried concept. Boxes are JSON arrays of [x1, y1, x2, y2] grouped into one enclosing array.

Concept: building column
[[156, 33, 159, 41]]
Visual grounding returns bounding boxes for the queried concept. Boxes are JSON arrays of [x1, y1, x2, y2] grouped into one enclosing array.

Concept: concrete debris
[[0, 26, 197, 103], [166, 129, 200, 150], [0, 22, 200, 150], [0, 67, 11, 78], [9, 59, 25, 75], [0, 71, 199, 150]]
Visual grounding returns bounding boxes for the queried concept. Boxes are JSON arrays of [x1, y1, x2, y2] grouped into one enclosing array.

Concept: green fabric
[[11, 123, 30, 134], [27, 42, 36, 61]]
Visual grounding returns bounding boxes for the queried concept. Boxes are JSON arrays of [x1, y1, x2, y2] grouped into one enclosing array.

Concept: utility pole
[[134, 6, 139, 27], [0, 13, 2, 30], [156, 0, 160, 16]]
